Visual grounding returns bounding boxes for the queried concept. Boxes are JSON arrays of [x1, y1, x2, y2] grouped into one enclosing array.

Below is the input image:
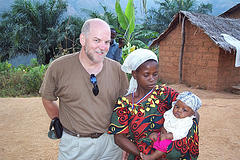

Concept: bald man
[[40, 18, 129, 160]]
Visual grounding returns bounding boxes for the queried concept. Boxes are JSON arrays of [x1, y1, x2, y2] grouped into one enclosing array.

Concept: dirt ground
[[0, 83, 240, 160]]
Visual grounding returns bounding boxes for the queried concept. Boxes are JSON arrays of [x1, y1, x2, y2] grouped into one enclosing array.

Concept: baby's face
[[173, 100, 195, 119]]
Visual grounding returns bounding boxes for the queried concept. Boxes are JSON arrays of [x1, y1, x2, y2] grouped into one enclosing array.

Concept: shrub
[[0, 59, 48, 97], [22, 65, 48, 95]]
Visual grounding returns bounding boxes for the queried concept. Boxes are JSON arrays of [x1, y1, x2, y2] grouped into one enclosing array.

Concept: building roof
[[219, 3, 240, 18], [150, 11, 240, 53]]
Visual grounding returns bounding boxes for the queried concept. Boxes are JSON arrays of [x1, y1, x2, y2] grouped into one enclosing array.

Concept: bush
[[22, 65, 48, 95], [0, 59, 48, 97]]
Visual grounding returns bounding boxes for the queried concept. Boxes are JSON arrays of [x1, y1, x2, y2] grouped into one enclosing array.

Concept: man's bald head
[[81, 18, 110, 37]]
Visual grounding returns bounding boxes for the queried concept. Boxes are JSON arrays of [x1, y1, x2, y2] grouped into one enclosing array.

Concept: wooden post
[[179, 15, 186, 83]]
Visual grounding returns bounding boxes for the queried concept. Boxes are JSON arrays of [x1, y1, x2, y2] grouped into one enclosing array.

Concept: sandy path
[[0, 84, 239, 160]]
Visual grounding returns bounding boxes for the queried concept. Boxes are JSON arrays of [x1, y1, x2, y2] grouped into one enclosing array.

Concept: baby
[[141, 91, 202, 160]]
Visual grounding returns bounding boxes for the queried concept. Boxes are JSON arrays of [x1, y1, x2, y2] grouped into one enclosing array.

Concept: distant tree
[[81, 2, 121, 33], [196, 3, 213, 14], [0, 0, 69, 64], [0, 12, 14, 62], [55, 16, 84, 57], [143, 0, 212, 34]]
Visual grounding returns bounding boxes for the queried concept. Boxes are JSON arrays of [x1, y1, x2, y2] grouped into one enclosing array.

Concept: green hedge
[[0, 59, 48, 97]]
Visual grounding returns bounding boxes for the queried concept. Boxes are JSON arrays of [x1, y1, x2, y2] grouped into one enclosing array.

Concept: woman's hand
[[115, 133, 141, 157]]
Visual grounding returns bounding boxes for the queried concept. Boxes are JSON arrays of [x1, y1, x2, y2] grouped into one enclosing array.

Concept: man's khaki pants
[[58, 131, 122, 160]]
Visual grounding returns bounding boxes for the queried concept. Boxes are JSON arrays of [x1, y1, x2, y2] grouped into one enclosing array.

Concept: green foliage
[[115, 0, 159, 63], [196, 3, 212, 13], [125, 0, 135, 35], [121, 43, 135, 64], [130, 24, 159, 46], [0, 61, 12, 73], [0, 0, 70, 64], [0, 59, 48, 97], [55, 16, 84, 56], [144, 0, 212, 34], [22, 64, 47, 94], [120, 24, 157, 59], [83, 2, 119, 29], [115, 0, 129, 31], [115, 0, 135, 42]]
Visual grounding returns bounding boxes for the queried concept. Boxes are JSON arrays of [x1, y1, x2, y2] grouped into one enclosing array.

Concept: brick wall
[[158, 19, 240, 91], [158, 24, 181, 84], [217, 49, 240, 91]]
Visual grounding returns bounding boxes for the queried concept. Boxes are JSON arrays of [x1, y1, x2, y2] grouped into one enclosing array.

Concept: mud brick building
[[150, 11, 240, 91]]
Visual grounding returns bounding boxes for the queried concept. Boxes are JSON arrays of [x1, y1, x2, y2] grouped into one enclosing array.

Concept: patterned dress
[[108, 85, 199, 160]]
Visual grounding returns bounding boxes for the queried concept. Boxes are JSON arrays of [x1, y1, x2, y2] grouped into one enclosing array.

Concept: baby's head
[[172, 91, 202, 119]]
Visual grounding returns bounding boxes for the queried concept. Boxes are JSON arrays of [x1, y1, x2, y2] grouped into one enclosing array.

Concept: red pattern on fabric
[[167, 119, 199, 159], [108, 85, 179, 160], [189, 132, 199, 157]]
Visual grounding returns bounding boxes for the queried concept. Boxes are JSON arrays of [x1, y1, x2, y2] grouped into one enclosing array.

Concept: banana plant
[[115, 0, 156, 63], [115, 0, 136, 63], [115, 0, 135, 43]]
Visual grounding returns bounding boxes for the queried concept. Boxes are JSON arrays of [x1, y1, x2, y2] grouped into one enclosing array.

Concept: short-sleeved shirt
[[39, 52, 129, 134]]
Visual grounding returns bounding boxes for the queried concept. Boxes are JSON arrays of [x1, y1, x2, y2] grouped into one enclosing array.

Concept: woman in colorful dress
[[108, 48, 199, 160]]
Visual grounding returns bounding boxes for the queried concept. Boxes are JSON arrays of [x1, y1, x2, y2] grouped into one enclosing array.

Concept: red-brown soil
[[0, 84, 239, 160]]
